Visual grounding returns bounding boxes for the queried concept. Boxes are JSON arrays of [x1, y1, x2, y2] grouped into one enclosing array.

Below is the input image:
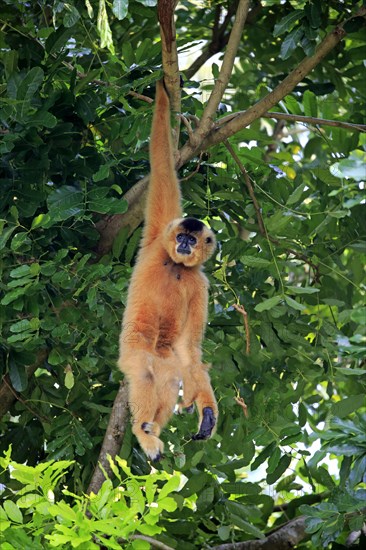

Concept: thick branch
[[195, 0, 250, 144], [158, 0, 181, 114], [180, 7, 366, 161], [87, 381, 129, 495], [96, 6, 364, 256], [210, 516, 306, 550]]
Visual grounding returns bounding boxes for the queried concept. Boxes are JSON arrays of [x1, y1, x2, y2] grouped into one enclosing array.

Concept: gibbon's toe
[[139, 433, 164, 461], [192, 407, 216, 440], [177, 403, 195, 415]]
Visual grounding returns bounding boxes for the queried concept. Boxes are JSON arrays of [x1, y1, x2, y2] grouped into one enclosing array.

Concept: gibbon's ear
[[163, 217, 216, 267]]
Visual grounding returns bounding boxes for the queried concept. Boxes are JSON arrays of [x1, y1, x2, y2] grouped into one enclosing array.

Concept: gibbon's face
[[163, 217, 216, 267]]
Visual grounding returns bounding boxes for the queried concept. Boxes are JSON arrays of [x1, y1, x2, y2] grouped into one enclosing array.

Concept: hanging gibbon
[[118, 80, 218, 461]]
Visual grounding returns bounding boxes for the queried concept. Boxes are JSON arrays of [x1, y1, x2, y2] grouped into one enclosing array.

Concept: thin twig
[[234, 396, 248, 417], [180, 155, 204, 181], [224, 140, 321, 282], [217, 110, 366, 133], [232, 303, 250, 355], [130, 534, 175, 550], [2, 374, 50, 424], [128, 91, 154, 104]]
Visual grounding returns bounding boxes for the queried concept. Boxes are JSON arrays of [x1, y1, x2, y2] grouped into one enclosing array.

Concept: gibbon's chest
[[135, 255, 200, 314]]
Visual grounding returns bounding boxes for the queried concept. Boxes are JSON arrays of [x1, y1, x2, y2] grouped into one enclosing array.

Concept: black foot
[[192, 407, 216, 440], [151, 452, 162, 462]]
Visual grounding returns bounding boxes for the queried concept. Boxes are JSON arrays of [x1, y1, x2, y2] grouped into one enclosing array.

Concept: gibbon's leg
[[181, 363, 218, 440], [174, 285, 218, 441], [119, 350, 164, 461], [153, 355, 181, 431]]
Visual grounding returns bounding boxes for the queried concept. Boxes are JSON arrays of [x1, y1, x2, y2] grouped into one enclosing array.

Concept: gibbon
[[118, 80, 218, 461]]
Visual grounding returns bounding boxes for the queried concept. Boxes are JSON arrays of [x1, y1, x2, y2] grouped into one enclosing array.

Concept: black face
[[176, 233, 197, 255]]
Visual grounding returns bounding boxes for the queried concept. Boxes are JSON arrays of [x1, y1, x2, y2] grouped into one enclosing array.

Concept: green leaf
[[286, 183, 306, 205], [63, 4, 80, 27], [31, 213, 51, 230], [242, 256, 272, 268], [16, 67, 44, 102], [64, 368, 74, 389], [273, 10, 305, 37], [97, 0, 115, 54], [230, 514, 265, 539], [255, 296, 282, 312], [267, 447, 281, 474], [9, 360, 28, 392], [0, 225, 17, 251], [159, 476, 180, 500], [331, 395, 365, 418], [303, 90, 318, 117], [47, 186, 84, 221], [45, 25, 74, 54], [286, 285, 319, 295], [9, 265, 31, 278], [284, 295, 306, 311], [113, 0, 129, 20], [280, 27, 304, 60], [3, 500, 23, 523], [266, 454, 292, 484]]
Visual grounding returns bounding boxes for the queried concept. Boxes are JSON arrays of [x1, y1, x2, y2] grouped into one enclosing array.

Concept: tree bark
[[210, 516, 306, 550], [87, 381, 129, 495]]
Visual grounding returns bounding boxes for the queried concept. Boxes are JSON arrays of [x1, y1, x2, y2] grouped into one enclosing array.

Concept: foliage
[[0, 447, 181, 549], [0, 0, 365, 548]]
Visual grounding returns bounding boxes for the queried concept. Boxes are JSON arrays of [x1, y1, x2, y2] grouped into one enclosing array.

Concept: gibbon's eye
[[176, 233, 185, 243], [188, 235, 197, 245], [206, 237, 212, 244]]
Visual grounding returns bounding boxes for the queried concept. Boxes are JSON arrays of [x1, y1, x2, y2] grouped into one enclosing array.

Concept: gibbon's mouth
[[177, 248, 191, 255]]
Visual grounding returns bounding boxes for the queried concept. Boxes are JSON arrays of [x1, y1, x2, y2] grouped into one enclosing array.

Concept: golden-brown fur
[[118, 80, 218, 460]]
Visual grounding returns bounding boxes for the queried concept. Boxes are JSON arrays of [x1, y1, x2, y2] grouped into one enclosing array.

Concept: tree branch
[[95, 6, 365, 256], [129, 534, 174, 550], [87, 381, 129, 495], [185, 1, 262, 80], [193, 0, 250, 146], [158, 0, 181, 114], [218, 110, 366, 133], [182, 6, 366, 159], [209, 516, 306, 550]]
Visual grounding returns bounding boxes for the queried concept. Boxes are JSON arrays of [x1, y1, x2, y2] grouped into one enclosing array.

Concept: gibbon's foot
[[192, 407, 216, 440], [138, 432, 164, 462]]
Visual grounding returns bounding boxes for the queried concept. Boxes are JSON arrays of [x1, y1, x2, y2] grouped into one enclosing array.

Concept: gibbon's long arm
[[143, 80, 182, 244]]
